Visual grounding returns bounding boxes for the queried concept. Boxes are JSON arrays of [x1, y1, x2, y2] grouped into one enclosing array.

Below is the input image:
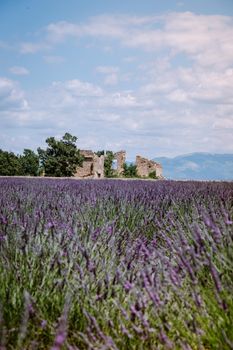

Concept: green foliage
[[123, 162, 138, 178], [0, 149, 40, 176], [0, 149, 22, 176], [148, 170, 158, 179], [37, 133, 83, 177], [19, 149, 39, 176], [95, 150, 104, 157], [104, 151, 115, 177]]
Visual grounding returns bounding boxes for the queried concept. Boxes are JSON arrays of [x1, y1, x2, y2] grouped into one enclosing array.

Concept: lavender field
[[0, 178, 232, 349]]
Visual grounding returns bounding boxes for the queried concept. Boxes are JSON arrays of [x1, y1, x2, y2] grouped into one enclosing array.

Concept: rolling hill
[[153, 153, 233, 180]]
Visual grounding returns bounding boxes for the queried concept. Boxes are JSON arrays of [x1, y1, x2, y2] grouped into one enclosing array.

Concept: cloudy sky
[[0, 0, 233, 160]]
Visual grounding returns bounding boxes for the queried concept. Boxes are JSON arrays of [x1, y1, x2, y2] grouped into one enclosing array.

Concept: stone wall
[[155, 163, 163, 178], [75, 149, 163, 179], [136, 155, 163, 178], [93, 154, 105, 179], [75, 161, 93, 178], [75, 150, 104, 178], [114, 151, 126, 175]]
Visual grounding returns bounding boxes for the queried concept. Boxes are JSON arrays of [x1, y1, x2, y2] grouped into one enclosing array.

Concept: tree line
[[0, 133, 82, 177], [0, 133, 139, 178], [0, 148, 39, 177], [0, 133, 158, 178]]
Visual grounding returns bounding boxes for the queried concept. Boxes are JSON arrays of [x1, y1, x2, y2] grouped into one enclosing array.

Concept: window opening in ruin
[[112, 159, 117, 170]]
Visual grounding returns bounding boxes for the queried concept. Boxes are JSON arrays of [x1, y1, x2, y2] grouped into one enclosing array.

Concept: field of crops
[[0, 178, 232, 349]]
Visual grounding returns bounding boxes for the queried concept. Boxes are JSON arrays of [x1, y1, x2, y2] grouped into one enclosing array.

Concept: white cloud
[[96, 66, 119, 74], [0, 77, 29, 111], [1, 74, 233, 157], [213, 118, 233, 129], [0, 77, 33, 140], [20, 42, 50, 54], [43, 55, 64, 63], [46, 21, 82, 43], [123, 56, 137, 63], [9, 66, 30, 75], [188, 68, 233, 104], [103, 74, 118, 86], [19, 12, 233, 71], [139, 64, 233, 107], [96, 66, 120, 86], [45, 16, 130, 44], [3, 12, 233, 157], [39, 12, 233, 69], [167, 89, 188, 102], [55, 79, 104, 97]]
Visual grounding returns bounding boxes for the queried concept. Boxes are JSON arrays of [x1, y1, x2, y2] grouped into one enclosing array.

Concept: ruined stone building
[[114, 151, 126, 175], [136, 156, 163, 178], [75, 150, 163, 179], [75, 150, 104, 179]]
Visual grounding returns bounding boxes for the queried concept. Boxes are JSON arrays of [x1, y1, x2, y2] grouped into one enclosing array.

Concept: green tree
[[19, 149, 39, 176], [123, 163, 138, 178], [148, 170, 158, 179], [95, 150, 104, 157], [0, 149, 22, 176], [37, 133, 83, 177], [104, 151, 115, 177]]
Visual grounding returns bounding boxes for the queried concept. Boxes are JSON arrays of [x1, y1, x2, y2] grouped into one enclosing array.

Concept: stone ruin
[[75, 150, 163, 179], [75, 150, 104, 179], [136, 156, 163, 178], [114, 151, 126, 175]]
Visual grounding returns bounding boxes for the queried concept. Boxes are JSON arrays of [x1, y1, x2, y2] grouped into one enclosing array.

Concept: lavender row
[[0, 178, 232, 349]]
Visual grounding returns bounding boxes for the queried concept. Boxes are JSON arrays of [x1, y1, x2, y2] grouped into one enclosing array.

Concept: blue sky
[[0, 0, 233, 160]]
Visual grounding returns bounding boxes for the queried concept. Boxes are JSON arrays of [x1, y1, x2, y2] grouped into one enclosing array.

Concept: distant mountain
[[153, 153, 233, 180]]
